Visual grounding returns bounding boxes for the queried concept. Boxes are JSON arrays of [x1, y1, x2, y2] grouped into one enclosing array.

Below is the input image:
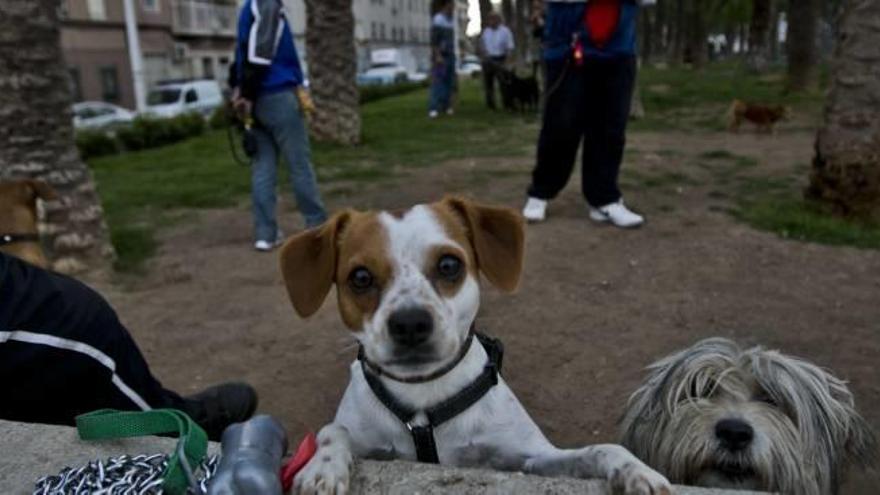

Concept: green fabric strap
[[76, 409, 208, 494]]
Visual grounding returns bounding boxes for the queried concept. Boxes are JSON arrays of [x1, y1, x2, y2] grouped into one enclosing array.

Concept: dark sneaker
[[182, 382, 258, 441]]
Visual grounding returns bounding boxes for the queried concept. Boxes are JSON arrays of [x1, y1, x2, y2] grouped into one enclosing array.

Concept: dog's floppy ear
[[279, 211, 351, 318], [25, 179, 59, 201], [442, 196, 525, 292]]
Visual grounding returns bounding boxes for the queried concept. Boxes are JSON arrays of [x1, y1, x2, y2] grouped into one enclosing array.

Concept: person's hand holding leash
[[231, 87, 253, 121], [295, 86, 316, 120]]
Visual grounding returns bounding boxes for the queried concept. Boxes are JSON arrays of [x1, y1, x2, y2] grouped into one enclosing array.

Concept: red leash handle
[[280, 433, 318, 492]]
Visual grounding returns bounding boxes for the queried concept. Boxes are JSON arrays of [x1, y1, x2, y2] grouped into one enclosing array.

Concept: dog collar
[[0, 233, 40, 246], [359, 330, 504, 463], [358, 330, 477, 384]]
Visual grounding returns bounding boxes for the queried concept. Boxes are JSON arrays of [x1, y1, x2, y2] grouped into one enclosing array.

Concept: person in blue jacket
[[230, 0, 327, 251], [522, 0, 645, 228]]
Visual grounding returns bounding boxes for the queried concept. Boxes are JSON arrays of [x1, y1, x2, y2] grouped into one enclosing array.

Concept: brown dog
[[0, 179, 58, 268], [727, 99, 791, 134]]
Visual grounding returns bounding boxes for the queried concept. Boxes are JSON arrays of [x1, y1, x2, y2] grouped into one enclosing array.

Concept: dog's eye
[[437, 254, 463, 280], [348, 267, 374, 293]]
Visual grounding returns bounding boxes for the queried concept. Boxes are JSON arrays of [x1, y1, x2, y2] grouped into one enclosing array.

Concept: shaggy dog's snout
[[715, 418, 754, 452], [387, 307, 434, 349]]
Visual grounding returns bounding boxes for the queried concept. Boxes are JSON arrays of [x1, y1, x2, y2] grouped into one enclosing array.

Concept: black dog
[[498, 65, 540, 113]]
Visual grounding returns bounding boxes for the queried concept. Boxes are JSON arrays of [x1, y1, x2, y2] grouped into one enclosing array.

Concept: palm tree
[[806, 0, 880, 220], [304, 0, 361, 145], [786, 0, 819, 91], [747, 0, 772, 71], [0, 0, 114, 273]]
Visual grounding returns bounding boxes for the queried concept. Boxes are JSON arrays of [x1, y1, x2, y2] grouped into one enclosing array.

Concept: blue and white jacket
[[543, 0, 640, 61], [231, 0, 305, 100]]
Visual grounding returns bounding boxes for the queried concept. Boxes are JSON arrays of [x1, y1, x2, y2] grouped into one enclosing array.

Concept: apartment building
[[60, 0, 237, 109]]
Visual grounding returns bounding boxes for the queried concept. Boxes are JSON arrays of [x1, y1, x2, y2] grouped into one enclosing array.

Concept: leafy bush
[[209, 106, 232, 129], [117, 112, 205, 151], [75, 130, 119, 159], [359, 80, 429, 104], [172, 112, 206, 137]]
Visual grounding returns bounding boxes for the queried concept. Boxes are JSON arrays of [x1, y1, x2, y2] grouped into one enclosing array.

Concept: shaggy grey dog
[[620, 338, 876, 495]]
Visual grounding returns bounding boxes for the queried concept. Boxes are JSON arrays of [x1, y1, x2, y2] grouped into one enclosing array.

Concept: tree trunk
[[304, 0, 361, 145], [501, 0, 514, 27], [769, 1, 781, 62], [513, 0, 529, 62], [786, 0, 819, 91], [686, 0, 707, 68], [640, 3, 654, 64], [654, 0, 668, 60], [806, 0, 880, 221], [671, 0, 687, 64], [479, 0, 493, 30], [747, 0, 772, 71], [0, 0, 114, 274]]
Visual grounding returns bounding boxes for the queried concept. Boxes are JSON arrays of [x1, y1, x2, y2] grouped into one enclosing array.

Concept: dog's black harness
[[358, 330, 504, 463], [0, 233, 40, 246]]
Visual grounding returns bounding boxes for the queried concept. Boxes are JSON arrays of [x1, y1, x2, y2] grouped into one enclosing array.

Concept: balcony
[[172, 0, 237, 37]]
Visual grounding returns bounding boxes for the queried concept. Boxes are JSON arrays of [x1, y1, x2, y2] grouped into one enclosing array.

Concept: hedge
[[77, 112, 207, 159]]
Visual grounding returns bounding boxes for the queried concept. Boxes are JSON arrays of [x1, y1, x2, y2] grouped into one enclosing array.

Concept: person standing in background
[[480, 12, 515, 110], [230, 0, 327, 251], [428, 0, 457, 119], [523, 0, 645, 228]]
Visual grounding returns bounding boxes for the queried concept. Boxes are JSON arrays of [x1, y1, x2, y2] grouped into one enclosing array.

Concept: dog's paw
[[610, 462, 673, 495], [292, 426, 353, 495]]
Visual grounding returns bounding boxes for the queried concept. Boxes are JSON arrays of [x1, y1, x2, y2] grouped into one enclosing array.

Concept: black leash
[[0, 233, 40, 246], [358, 331, 504, 463]]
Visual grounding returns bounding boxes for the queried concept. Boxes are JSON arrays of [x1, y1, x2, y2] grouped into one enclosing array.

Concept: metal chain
[[33, 453, 220, 495]]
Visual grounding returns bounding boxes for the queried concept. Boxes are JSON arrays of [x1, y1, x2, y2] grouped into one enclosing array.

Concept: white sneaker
[[522, 197, 548, 223], [255, 231, 285, 252], [254, 240, 275, 252], [429, 110, 439, 119], [589, 200, 645, 228], [446, 108, 455, 116]]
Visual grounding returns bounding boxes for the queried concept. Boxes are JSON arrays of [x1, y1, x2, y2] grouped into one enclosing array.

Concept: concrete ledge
[[0, 420, 766, 494]]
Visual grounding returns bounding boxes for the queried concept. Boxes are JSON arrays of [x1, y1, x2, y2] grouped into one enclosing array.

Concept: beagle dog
[[0, 179, 58, 269], [280, 196, 672, 495]]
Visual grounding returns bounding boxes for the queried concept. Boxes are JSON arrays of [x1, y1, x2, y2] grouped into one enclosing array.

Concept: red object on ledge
[[280, 432, 318, 492]]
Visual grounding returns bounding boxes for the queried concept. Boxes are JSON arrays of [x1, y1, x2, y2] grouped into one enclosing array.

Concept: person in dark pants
[[523, 0, 645, 228], [0, 253, 257, 440], [480, 12, 515, 110]]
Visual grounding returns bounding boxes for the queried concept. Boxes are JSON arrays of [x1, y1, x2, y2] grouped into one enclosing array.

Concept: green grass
[[733, 176, 880, 250], [91, 80, 532, 271], [632, 60, 827, 132]]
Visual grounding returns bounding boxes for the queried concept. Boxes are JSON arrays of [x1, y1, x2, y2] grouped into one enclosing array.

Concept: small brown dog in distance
[[0, 179, 58, 268], [727, 99, 791, 134]]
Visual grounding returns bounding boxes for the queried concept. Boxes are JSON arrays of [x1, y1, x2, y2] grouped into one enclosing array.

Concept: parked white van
[[144, 79, 224, 118]]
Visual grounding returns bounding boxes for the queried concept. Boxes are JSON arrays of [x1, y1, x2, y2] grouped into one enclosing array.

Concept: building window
[[380, 23, 386, 40], [371, 22, 377, 39], [202, 57, 215, 79], [99, 66, 119, 102], [68, 68, 82, 102], [142, 0, 160, 13], [87, 0, 106, 20]]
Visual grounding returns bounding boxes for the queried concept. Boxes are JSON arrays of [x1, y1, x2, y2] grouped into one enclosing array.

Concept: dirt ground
[[97, 128, 880, 491]]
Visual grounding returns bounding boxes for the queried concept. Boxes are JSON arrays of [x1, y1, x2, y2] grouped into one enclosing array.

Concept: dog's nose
[[387, 308, 433, 347], [715, 418, 754, 451]]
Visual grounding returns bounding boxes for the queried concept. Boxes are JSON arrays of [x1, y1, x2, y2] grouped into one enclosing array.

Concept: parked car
[[72, 101, 135, 130], [357, 62, 410, 86], [143, 79, 223, 119], [458, 55, 483, 78]]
